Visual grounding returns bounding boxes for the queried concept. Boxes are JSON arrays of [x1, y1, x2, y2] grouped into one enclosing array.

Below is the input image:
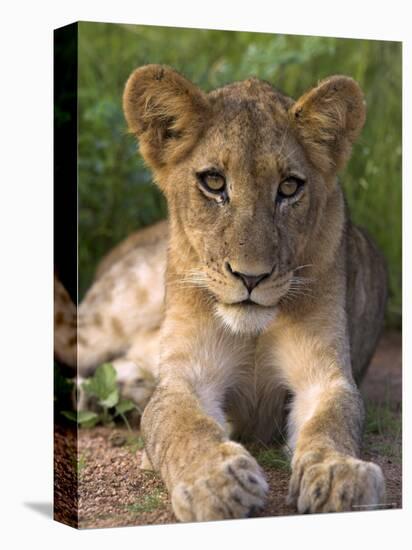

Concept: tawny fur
[[54, 65, 387, 521]]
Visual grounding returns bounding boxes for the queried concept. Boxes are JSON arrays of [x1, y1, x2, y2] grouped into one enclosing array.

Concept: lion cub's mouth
[[240, 298, 255, 306], [238, 298, 275, 309]]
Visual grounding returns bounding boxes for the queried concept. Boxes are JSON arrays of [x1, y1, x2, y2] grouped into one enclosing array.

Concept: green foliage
[[63, 363, 137, 428], [364, 402, 402, 462], [76, 453, 88, 475], [126, 489, 164, 514], [67, 451, 88, 477], [78, 23, 401, 327], [124, 434, 145, 454], [62, 409, 100, 428], [108, 431, 145, 452], [54, 362, 76, 424], [365, 402, 402, 438], [81, 362, 119, 407], [256, 448, 290, 471]]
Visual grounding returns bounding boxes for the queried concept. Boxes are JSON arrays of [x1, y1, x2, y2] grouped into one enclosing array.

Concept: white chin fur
[[214, 303, 278, 335]]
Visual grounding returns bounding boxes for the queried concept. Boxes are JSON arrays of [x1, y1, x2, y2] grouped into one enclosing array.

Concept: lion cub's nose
[[226, 263, 271, 293]]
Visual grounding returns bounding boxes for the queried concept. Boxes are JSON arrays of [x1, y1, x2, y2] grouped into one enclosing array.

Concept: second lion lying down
[[56, 65, 387, 521]]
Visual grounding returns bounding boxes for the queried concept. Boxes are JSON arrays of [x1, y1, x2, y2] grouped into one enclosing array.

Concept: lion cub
[[119, 65, 388, 521], [59, 65, 387, 522]]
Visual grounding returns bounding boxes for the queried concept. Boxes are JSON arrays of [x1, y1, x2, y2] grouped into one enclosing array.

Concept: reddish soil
[[55, 331, 402, 528]]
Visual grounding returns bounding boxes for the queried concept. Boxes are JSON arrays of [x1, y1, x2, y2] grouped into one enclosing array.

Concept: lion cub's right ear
[[123, 65, 210, 171]]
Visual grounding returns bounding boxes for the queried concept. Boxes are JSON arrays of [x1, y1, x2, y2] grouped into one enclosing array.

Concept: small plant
[[364, 401, 402, 462], [365, 402, 402, 438], [108, 432, 145, 452], [126, 489, 164, 514], [62, 363, 137, 429], [125, 434, 145, 454], [256, 448, 290, 471], [74, 453, 88, 475]]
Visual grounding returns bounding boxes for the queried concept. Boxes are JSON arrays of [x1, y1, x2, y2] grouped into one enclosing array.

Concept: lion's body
[[55, 66, 387, 521]]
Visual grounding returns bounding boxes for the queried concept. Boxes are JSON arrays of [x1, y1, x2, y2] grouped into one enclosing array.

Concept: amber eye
[[196, 170, 227, 201], [277, 177, 305, 201], [200, 172, 226, 192]]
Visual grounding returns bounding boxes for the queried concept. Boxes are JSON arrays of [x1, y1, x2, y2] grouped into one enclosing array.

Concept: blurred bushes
[[78, 23, 401, 327]]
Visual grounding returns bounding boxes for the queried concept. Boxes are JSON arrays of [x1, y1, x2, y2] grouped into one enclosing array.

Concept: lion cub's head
[[123, 65, 365, 334]]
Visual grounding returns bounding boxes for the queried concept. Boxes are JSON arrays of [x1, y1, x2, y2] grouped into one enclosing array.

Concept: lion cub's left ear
[[123, 64, 210, 171], [290, 76, 366, 175]]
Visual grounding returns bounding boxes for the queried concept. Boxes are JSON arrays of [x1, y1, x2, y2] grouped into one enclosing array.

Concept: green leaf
[[77, 411, 99, 424], [81, 363, 117, 401], [100, 389, 119, 408], [115, 399, 136, 415], [61, 410, 78, 422], [61, 410, 99, 427], [80, 416, 100, 428]]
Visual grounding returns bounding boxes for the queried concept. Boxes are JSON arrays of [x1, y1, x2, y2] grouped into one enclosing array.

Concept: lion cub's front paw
[[288, 452, 385, 513], [171, 441, 268, 522]]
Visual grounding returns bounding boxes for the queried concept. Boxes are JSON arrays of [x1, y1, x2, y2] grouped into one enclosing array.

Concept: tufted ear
[[123, 64, 210, 170], [290, 76, 366, 175]]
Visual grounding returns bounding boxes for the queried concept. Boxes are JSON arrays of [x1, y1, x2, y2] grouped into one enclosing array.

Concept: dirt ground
[[55, 331, 402, 528]]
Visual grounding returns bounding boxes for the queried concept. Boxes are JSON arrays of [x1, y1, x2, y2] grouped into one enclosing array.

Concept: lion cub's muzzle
[[226, 261, 273, 294], [204, 261, 292, 334], [222, 261, 290, 308]]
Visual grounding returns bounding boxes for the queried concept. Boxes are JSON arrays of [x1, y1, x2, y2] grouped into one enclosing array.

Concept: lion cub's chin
[[214, 302, 278, 335]]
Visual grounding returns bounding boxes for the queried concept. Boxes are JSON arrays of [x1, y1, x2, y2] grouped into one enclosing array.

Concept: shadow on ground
[[24, 502, 53, 519]]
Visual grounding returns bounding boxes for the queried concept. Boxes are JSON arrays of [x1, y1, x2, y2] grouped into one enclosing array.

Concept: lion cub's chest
[[224, 338, 288, 442], [182, 325, 287, 442]]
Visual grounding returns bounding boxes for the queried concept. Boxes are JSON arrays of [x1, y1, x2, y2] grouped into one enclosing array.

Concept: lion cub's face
[[124, 66, 365, 334], [166, 86, 316, 333]]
